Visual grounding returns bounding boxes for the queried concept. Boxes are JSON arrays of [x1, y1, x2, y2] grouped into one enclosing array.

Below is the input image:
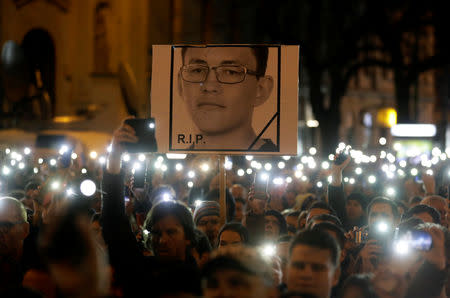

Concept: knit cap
[[193, 201, 220, 225]]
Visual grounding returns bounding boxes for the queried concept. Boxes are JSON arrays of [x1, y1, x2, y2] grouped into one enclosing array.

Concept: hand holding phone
[[253, 171, 269, 201], [122, 118, 157, 153]]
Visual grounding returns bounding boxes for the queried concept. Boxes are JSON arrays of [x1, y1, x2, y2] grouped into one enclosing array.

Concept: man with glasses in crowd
[[177, 46, 276, 151]]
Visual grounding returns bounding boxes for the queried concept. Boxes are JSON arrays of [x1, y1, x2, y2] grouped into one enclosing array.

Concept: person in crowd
[[217, 222, 249, 250], [408, 195, 423, 208], [192, 228, 212, 268], [328, 155, 369, 231], [244, 187, 268, 245], [39, 200, 110, 298], [193, 200, 221, 248], [282, 187, 298, 210], [230, 184, 247, 201], [344, 193, 368, 229], [403, 223, 449, 298], [296, 194, 317, 212], [201, 246, 277, 297], [276, 235, 292, 292], [306, 201, 337, 224], [234, 197, 246, 223], [0, 196, 40, 298], [421, 195, 448, 227], [284, 210, 300, 235], [307, 213, 343, 229], [350, 197, 401, 274], [21, 181, 40, 212], [338, 274, 377, 298], [401, 204, 441, 224], [310, 222, 351, 296], [297, 210, 308, 230], [101, 119, 201, 297], [90, 212, 107, 255], [285, 229, 341, 298], [310, 222, 346, 254], [395, 200, 408, 219], [264, 209, 288, 242]]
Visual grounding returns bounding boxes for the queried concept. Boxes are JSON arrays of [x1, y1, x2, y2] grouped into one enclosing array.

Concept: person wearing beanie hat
[[194, 201, 221, 247], [264, 210, 287, 242], [345, 192, 368, 230]]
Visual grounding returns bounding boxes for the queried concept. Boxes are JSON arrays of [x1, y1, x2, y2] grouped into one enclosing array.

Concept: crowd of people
[[0, 121, 449, 297]]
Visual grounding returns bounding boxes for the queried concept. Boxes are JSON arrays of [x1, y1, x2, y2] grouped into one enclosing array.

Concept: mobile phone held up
[[334, 152, 348, 165], [253, 171, 269, 201], [123, 118, 158, 153], [399, 229, 433, 251]]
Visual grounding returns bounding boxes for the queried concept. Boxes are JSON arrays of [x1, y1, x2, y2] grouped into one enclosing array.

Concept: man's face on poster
[[178, 47, 273, 137]]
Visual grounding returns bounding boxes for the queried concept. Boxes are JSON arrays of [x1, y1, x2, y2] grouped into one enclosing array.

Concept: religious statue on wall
[[93, 1, 114, 74]]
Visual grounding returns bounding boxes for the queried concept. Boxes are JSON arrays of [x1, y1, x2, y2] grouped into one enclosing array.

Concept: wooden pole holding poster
[[218, 155, 227, 226]]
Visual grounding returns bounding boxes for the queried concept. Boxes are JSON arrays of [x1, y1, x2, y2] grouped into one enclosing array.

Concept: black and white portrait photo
[[151, 44, 299, 155]]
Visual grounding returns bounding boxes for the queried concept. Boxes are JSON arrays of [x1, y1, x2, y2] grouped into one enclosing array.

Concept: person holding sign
[[177, 46, 276, 151]]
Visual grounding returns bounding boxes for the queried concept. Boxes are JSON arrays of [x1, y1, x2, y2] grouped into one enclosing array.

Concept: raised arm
[[101, 119, 142, 271], [328, 154, 351, 227]]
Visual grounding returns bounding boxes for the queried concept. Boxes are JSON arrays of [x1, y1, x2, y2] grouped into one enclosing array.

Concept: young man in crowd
[[351, 197, 401, 274], [344, 193, 368, 229], [327, 155, 370, 231], [286, 229, 341, 298]]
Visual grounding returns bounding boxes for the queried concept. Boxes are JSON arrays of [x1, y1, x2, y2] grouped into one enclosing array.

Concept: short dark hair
[[218, 222, 249, 244], [289, 229, 340, 267], [401, 204, 441, 224], [367, 197, 399, 219], [194, 229, 212, 257], [286, 210, 301, 218], [396, 200, 408, 212], [409, 196, 423, 205], [300, 195, 317, 211], [307, 213, 343, 228], [347, 192, 369, 210], [310, 222, 346, 250], [308, 201, 336, 216], [397, 217, 425, 235], [265, 209, 288, 235], [25, 180, 40, 192], [340, 274, 377, 298], [144, 200, 195, 245], [181, 46, 269, 77], [297, 210, 308, 228], [277, 234, 293, 243]]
